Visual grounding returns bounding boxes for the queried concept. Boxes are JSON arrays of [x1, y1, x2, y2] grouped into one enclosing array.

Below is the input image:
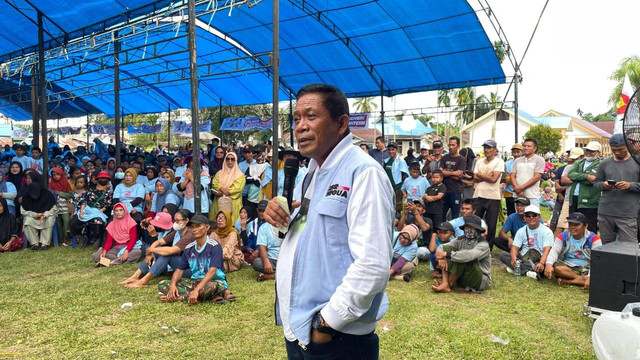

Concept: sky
[[377, 0, 640, 120]]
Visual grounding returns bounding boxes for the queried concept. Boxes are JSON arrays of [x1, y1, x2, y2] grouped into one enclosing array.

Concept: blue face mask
[[115, 172, 125, 180]]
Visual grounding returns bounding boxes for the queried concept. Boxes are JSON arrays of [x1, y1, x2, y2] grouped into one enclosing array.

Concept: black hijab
[[162, 203, 179, 218], [241, 205, 258, 222], [0, 198, 18, 246], [22, 182, 56, 213], [8, 161, 23, 190]]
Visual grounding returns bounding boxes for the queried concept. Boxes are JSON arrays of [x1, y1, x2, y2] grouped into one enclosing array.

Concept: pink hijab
[[106, 203, 137, 244]]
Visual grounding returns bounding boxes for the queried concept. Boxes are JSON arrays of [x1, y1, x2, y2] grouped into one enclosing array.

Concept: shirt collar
[[308, 133, 353, 173]]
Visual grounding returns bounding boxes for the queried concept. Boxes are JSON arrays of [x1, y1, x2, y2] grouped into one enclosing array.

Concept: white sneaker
[[526, 271, 541, 281], [506, 267, 514, 274]]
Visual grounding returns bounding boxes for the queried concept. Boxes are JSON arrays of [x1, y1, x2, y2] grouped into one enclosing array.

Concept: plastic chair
[[22, 223, 58, 249], [71, 226, 92, 249]]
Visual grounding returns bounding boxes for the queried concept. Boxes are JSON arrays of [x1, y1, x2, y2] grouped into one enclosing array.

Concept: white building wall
[[464, 113, 533, 154]]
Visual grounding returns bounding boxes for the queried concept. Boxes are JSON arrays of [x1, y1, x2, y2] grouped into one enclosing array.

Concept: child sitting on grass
[[429, 222, 455, 278], [390, 224, 419, 282]]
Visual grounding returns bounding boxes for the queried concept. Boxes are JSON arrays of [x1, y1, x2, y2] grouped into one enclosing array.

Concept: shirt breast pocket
[[316, 198, 349, 247]]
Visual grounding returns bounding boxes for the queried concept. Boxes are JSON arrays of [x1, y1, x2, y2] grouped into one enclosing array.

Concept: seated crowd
[[1, 131, 636, 303]]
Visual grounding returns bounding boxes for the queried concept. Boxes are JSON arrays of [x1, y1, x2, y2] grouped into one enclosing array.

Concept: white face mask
[[173, 222, 185, 231], [585, 156, 596, 161]]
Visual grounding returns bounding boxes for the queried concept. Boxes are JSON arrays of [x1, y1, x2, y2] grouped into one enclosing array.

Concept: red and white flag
[[614, 74, 633, 134]]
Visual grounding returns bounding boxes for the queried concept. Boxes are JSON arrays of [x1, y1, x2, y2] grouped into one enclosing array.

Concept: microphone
[[279, 158, 300, 239], [282, 158, 300, 212]]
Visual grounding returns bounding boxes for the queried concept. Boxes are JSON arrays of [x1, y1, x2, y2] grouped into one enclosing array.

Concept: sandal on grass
[[223, 291, 236, 302], [257, 273, 266, 282], [211, 295, 225, 304]]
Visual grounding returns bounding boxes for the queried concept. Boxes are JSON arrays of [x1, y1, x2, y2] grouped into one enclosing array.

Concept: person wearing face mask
[[112, 166, 126, 188], [566, 141, 601, 234], [120, 210, 195, 288], [431, 215, 491, 293], [69, 172, 114, 248]]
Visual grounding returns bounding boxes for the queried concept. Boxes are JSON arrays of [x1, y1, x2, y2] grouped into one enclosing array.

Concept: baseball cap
[[514, 197, 530, 205], [566, 212, 588, 224], [432, 140, 443, 148], [412, 198, 425, 208], [609, 133, 626, 147], [242, 145, 253, 153], [568, 147, 584, 160], [511, 143, 523, 150], [257, 200, 269, 211], [524, 205, 541, 215], [436, 222, 454, 231], [482, 139, 497, 148], [585, 141, 602, 152], [188, 214, 210, 226], [96, 171, 111, 179], [420, 144, 429, 150], [387, 142, 398, 149]]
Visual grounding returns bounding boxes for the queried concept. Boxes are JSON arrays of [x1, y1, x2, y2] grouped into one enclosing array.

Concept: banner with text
[[87, 124, 116, 135], [171, 120, 211, 134], [348, 113, 369, 129], [221, 116, 272, 131], [128, 123, 163, 135]]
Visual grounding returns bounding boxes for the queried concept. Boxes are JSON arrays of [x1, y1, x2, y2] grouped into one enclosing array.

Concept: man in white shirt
[[473, 139, 505, 250], [511, 138, 545, 207], [265, 84, 394, 358]]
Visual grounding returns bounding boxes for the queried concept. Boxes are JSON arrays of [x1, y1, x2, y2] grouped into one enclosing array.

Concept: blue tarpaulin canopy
[[0, 0, 505, 120]]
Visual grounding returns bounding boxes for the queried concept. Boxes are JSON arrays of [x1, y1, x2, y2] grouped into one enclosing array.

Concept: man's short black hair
[[360, 143, 370, 150], [431, 169, 443, 177], [409, 162, 421, 171], [524, 138, 538, 148], [449, 136, 460, 146], [296, 84, 350, 123], [133, 160, 143, 167], [375, 136, 385, 143], [31, 147, 41, 152], [462, 198, 475, 209]]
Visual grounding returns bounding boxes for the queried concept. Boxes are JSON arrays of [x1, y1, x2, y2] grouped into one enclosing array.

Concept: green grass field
[[0, 208, 597, 359]]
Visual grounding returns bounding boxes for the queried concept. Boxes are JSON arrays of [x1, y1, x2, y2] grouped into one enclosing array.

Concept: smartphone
[[429, 149, 434, 155], [607, 180, 617, 186]]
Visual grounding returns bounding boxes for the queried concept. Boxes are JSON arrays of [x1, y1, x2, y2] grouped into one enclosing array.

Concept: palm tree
[[454, 87, 476, 126], [353, 97, 378, 113], [489, 92, 503, 109], [609, 56, 640, 106], [437, 89, 452, 138]]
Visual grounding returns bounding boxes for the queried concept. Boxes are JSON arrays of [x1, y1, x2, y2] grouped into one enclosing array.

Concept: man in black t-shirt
[[439, 136, 466, 220], [397, 199, 433, 249]]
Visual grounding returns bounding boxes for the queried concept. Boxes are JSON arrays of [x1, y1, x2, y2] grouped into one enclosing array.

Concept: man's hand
[[435, 251, 447, 260], [615, 181, 631, 190], [311, 330, 332, 344], [120, 250, 129, 263], [544, 264, 554, 279], [510, 256, 517, 268], [264, 261, 274, 274], [167, 285, 179, 301], [187, 290, 199, 305], [264, 198, 300, 228], [438, 259, 448, 272], [602, 182, 614, 191], [587, 175, 596, 184], [534, 262, 544, 273]]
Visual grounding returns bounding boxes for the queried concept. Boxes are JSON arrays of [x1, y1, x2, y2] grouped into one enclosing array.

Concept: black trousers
[[570, 196, 598, 233], [474, 198, 501, 249], [285, 332, 379, 360], [69, 215, 106, 246], [505, 197, 516, 216]]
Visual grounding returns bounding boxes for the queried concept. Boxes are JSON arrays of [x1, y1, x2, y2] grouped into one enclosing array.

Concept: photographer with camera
[[595, 134, 640, 244]]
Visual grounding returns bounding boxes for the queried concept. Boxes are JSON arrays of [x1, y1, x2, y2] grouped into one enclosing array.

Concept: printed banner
[[58, 127, 82, 135], [11, 129, 30, 138], [348, 113, 369, 129], [128, 123, 163, 134], [87, 124, 116, 135], [171, 120, 211, 134], [221, 116, 272, 131]]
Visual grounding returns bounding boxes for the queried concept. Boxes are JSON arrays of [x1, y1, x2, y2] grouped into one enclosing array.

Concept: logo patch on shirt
[[326, 184, 350, 198]]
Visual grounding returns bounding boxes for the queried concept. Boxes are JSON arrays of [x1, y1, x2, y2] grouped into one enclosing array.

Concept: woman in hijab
[[112, 168, 145, 224], [7, 161, 23, 193], [211, 210, 243, 274], [234, 206, 261, 264], [148, 178, 179, 218], [18, 170, 43, 207], [49, 167, 74, 245], [112, 165, 126, 188], [209, 146, 226, 177], [210, 152, 245, 223], [161, 203, 179, 218], [92, 203, 142, 266], [177, 155, 210, 214], [106, 158, 117, 177], [0, 198, 21, 252], [70, 172, 113, 249], [0, 168, 18, 216], [21, 182, 57, 250]]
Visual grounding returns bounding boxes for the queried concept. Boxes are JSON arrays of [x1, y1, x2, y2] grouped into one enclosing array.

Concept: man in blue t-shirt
[[499, 205, 554, 280], [252, 222, 280, 281], [158, 215, 230, 304], [496, 197, 542, 252]]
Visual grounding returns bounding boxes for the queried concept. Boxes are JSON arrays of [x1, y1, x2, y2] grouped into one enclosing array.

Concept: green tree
[[524, 124, 563, 155], [453, 88, 492, 126], [353, 97, 378, 113], [609, 55, 640, 106], [493, 40, 506, 64]]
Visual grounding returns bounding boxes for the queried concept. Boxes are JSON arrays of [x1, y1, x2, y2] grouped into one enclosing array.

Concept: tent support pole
[[219, 98, 223, 144], [514, 72, 519, 143], [57, 117, 60, 143], [114, 33, 121, 167], [187, 0, 202, 214], [38, 11, 48, 184], [86, 112, 90, 148], [31, 75, 39, 147], [271, 0, 280, 198], [121, 107, 125, 145], [289, 94, 294, 147], [380, 83, 385, 141], [167, 104, 171, 152]]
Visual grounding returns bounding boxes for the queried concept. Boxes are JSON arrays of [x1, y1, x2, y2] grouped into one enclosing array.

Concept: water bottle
[[514, 260, 521, 277]]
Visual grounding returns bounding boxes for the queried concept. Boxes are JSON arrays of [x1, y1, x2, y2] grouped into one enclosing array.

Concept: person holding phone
[[595, 134, 640, 244], [567, 141, 601, 234]]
